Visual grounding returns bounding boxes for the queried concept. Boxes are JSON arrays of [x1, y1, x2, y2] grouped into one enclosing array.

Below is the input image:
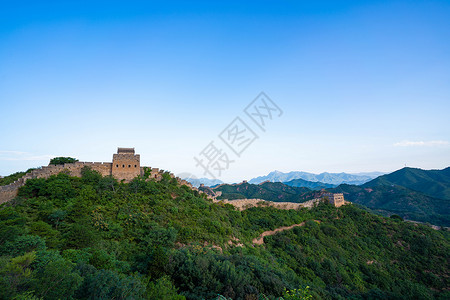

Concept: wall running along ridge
[[213, 197, 328, 211], [0, 162, 203, 204]]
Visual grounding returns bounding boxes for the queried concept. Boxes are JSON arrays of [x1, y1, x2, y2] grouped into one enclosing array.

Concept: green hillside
[[215, 182, 312, 202], [0, 167, 449, 299], [363, 167, 450, 201], [332, 184, 450, 227], [214, 171, 450, 227]]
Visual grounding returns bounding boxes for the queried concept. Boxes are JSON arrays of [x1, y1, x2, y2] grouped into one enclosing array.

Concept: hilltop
[[363, 167, 450, 201], [331, 167, 450, 227]]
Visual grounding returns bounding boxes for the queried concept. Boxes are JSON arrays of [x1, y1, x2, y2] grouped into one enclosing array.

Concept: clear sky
[[0, 0, 449, 182]]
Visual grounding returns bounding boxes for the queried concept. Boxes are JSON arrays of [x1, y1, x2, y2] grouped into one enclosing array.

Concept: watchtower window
[[134, 165, 137, 168], [122, 164, 125, 168], [128, 165, 131, 168], [116, 164, 119, 168]]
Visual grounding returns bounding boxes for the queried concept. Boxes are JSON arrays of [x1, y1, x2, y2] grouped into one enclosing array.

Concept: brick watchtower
[[111, 148, 140, 181]]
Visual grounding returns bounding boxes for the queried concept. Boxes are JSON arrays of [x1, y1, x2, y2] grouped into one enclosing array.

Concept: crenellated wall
[[0, 162, 115, 204], [0, 162, 212, 204]]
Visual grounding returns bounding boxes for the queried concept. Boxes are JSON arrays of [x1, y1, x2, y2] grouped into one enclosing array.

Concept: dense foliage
[[0, 167, 449, 299], [49, 157, 79, 165], [364, 167, 450, 201], [333, 184, 450, 227], [334, 167, 450, 226]]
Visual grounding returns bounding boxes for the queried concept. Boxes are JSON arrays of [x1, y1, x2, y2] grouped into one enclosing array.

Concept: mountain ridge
[[363, 167, 450, 200], [249, 170, 382, 185], [283, 178, 336, 190]]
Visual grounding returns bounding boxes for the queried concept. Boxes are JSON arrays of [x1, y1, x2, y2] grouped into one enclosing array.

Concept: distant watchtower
[[324, 193, 345, 207], [112, 148, 140, 181]]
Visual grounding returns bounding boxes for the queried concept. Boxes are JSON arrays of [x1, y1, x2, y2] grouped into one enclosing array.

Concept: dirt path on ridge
[[252, 220, 320, 245]]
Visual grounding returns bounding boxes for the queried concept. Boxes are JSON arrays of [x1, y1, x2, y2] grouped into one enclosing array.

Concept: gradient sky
[[1, 0, 449, 182]]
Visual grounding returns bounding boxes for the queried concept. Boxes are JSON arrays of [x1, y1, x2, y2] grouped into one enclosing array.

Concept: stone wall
[[0, 181, 23, 205], [0, 162, 212, 205], [214, 194, 347, 211], [214, 197, 325, 211], [0, 162, 112, 204]]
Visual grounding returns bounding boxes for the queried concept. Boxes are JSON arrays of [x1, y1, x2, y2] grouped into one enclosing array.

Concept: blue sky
[[0, 0, 449, 182]]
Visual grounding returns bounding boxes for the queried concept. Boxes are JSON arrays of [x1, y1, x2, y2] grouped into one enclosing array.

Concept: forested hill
[[331, 167, 450, 227], [214, 181, 314, 202], [332, 184, 450, 227], [363, 167, 450, 201], [0, 167, 449, 299]]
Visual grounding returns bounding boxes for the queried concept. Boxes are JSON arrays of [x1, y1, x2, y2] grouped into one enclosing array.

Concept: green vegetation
[[216, 167, 450, 226], [0, 169, 35, 186], [364, 167, 450, 201], [49, 157, 79, 165], [333, 184, 450, 226], [0, 167, 448, 299]]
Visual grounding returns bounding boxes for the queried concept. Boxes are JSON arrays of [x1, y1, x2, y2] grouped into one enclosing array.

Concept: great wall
[[0, 148, 346, 210], [0, 148, 196, 204], [213, 197, 324, 211]]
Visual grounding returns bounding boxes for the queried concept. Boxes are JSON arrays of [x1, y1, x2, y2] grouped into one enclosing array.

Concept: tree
[[390, 214, 403, 221], [147, 276, 186, 300], [31, 251, 82, 299], [49, 157, 78, 166], [282, 286, 313, 300], [0, 252, 36, 298], [78, 269, 146, 299]]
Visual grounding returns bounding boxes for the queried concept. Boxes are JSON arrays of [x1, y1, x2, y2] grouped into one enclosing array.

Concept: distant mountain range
[[182, 177, 223, 188], [283, 178, 336, 190], [212, 167, 450, 226], [249, 170, 383, 185], [184, 171, 384, 187]]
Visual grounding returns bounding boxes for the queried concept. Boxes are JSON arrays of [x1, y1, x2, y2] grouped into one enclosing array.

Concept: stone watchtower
[[112, 148, 140, 181], [324, 193, 345, 207]]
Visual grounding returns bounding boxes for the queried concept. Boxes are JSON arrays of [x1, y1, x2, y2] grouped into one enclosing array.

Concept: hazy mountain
[[363, 167, 450, 200], [183, 177, 224, 187], [283, 178, 336, 190], [249, 170, 380, 185], [350, 171, 386, 177]]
